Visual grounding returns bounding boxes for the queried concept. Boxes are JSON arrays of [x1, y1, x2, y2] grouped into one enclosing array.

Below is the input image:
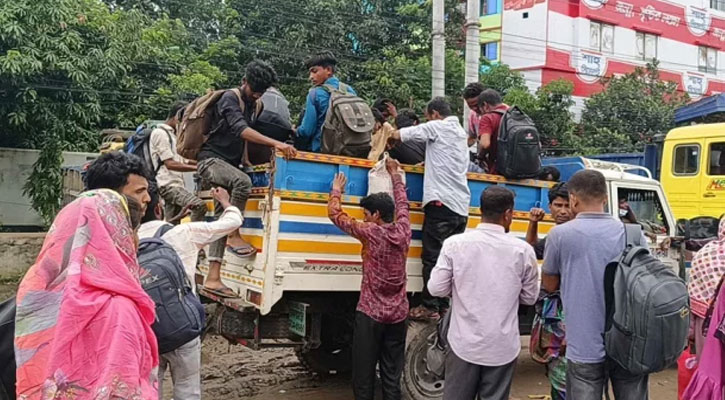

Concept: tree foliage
[[581, 61, 689, 148], [1, 0, 468, 223], [1, 0, 690, 224]]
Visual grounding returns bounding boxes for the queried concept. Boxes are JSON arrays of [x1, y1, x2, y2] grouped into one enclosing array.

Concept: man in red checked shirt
[[476, 89, 509, 175], [327, 157, 411, 400]]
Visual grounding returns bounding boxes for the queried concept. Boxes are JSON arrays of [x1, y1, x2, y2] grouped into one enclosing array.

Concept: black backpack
[[494, 106, 542, 179], [124, 124, 171, 178], [248, 88, 294, 165], [138, 224, 205, 354]]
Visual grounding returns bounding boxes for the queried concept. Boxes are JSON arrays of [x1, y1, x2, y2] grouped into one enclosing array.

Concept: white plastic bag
[[367, 153, 406, 197]]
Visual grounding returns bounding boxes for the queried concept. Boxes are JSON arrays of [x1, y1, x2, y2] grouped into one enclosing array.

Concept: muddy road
[[189, 335, 677, 400]]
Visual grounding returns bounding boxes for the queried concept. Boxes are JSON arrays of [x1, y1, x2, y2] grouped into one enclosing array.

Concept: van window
[[708, 142, 725, 176], [617, 188, 669, 236], [673, 144, 700, 175]]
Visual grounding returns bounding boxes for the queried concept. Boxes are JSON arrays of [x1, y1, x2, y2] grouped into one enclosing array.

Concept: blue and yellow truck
[[198, 151, 682, 400]]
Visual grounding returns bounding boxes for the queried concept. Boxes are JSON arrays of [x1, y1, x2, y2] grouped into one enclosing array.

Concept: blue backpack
[[138, 224, 205, 353]]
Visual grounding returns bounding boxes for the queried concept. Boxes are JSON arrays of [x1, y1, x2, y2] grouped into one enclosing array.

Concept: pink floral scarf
[[689, 218, 725, 318], [15, 190, 158, 399]]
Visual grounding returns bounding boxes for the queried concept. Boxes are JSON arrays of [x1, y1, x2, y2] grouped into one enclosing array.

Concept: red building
[[500, 0, 725, 115]]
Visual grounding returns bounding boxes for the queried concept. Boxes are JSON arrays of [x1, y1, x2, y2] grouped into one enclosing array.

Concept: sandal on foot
[[226, 245, 258, 258]]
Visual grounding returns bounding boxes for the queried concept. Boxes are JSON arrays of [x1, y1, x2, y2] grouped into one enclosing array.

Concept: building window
[[709, 142, 725, 176], [699, 46, 718, 74], [482, 42, 498, 61], [712, 0, 725, 11], [481, 0, 499, 15], [673, 144, 700, 175], [590, 21, 614, 53], [635, 32, 658, 61]]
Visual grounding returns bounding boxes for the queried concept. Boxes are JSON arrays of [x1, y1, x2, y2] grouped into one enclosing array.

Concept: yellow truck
[[660, 123, 725, 221]]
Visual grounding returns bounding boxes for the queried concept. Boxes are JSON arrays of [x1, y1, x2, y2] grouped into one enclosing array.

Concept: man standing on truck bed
[[477, 89, 509, 175], [196, 60, 297, 298], [295, 51, 357, 153], [327, 157, 411, 400], [389, 97, 471, 321]]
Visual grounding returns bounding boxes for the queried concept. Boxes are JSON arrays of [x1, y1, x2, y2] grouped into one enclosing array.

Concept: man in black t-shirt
[[526, 182, 571, 259], [197, 60, 297, 298]]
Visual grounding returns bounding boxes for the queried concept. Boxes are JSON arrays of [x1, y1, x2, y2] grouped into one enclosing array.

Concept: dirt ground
[[176, 335, 678, 400]]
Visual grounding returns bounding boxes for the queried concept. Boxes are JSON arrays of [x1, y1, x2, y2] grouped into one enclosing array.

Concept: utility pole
[[431, 0, 445, 98], [463, 0, 481, 124]]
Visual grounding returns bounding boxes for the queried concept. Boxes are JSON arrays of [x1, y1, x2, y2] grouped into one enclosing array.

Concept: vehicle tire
[[296, 312, 354, 375], [402, 321, 445, 400]]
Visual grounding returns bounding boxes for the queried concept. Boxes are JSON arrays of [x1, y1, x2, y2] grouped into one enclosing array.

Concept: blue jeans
[[566, 359, 648, 400]]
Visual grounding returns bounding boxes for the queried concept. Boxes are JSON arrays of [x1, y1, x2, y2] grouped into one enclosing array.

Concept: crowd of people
[[5, 49, 725, 400]]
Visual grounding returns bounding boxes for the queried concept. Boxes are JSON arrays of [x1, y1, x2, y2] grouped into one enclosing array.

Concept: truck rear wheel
[[402, 321, 445, 400]]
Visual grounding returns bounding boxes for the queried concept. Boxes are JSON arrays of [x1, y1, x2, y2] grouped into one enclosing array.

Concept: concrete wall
[[0, 233, 44, 279], [0, 148, 98, 227]]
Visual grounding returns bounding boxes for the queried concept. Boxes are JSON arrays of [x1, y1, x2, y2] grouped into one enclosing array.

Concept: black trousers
[[352, 312, 407, 400], [421, 203, 468, 311], [443, 350, 516, 400]]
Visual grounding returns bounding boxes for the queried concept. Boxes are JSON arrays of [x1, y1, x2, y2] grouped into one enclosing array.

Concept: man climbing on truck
[[389, 97, 471, 321], [196, 60, 297, 298], [148, 101, 207, 224], [327, 157, 411, 400]]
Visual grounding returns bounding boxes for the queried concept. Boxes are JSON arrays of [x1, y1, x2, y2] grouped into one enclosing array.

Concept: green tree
[[581, 61, 688, 149], [480, 63, 528, 97], [3, 0, 471, 223]]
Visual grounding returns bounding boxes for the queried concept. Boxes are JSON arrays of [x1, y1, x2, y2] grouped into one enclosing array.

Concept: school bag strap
[[622, 223, 649, 266], [154, 223, 174, 239], [624, 223, 642, 247], [604, 223, 643, 333]]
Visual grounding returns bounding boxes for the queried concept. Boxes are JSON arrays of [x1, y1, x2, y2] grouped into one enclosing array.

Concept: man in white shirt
[[150, 101, 207, 223], [428, 186, 540, 400], [389, 97, 471, 321], [138, 184, 242, 400]]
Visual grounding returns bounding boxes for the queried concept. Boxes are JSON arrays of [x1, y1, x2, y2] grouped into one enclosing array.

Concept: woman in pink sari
[[15, 190, 158, 399]]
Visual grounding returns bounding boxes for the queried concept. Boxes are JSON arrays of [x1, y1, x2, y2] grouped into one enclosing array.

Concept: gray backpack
[[603, 224, 689, 375], [320, 83, 374, 158]]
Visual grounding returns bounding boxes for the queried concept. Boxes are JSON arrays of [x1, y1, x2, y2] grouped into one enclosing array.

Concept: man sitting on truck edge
[[295, 51, 357, 153], [149, 101, 207, 224], [526, 182, 571, 400], [197, 60, 297, 298], [389, 97, 471, 321], [327, 157, 411, 400], [542, 170, 649, 400], [138, 184, 242, 400], [477, 89, 509, 175], [428, 186, 540, 400]]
